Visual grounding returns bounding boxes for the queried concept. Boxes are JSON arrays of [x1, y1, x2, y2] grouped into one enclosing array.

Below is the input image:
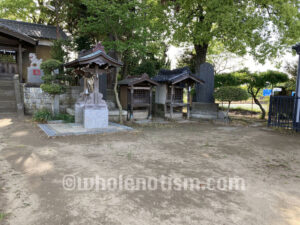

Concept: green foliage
[[260, 70, 289, 88], [40, 83, 66, 95], [215, 72, 245, 88], [52, 113, 75, 123], [50, 40, 71, 63], [78, 0, 168, 78], [239, 69, 288, 119], [0, 213, 6, 221], [41, 59, 62, 75], [170, 0, 300, 67], [33, 109, 74, 123], [40, 59, 67, 95], [215, 86, 249, 103], [33, 109, 52, 123]]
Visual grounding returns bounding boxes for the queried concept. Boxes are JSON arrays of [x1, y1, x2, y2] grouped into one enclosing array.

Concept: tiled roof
[[65, 49, 123, 68], [118, 73, 158, 86], [0, 19, 67, 40]]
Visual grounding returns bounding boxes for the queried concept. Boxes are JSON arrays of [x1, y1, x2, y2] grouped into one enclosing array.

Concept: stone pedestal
[[84, 106, 108, 129], [75, 103, 84, 123], [191, 102, 222, 119]]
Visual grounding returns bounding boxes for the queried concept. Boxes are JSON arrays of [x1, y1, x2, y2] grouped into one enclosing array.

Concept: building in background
[[0, 19, 67, 83]]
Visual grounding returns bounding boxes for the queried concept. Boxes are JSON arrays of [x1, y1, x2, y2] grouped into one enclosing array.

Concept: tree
[[215, 72, 244, 88], [242, 70, 288, 119], [78, 0, 168, 79], [214, 86, 249, 119], [284, 60, 298, 91], [170, 0, 300, 75], [40, 59, 66, 115]]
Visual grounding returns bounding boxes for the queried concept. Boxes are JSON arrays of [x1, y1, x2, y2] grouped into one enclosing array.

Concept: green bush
[[33, 109, 52, 123], [215, 86, 249, 102], [41, 59, 62, 74], [33, 110, 74, 123], [215, 86, 249, 119], [40, 83, 66, 95]]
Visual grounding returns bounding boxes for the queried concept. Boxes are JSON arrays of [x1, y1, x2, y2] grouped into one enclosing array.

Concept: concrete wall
[[20, 84, 81, 114]]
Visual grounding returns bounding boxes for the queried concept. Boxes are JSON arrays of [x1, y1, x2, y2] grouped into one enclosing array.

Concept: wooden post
[[94, 65, 100, 104], [148, 87, 152, 119], [187, 84, 190, 119], [130, 86, 134, 120], [170, 85, 174, 118], [18, 42, 22, 82]]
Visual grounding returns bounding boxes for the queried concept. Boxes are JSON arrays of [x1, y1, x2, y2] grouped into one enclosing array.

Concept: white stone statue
[[29, 53, 43, 68]]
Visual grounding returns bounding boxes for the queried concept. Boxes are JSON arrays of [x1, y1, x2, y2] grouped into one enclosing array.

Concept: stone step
[[0, 88, 15, 98], [0, 95, 15, 101], [0, 100, 17, 111], [0, 108, 17, 113], [0, 75, 14, 80], [0, 80, 14, 87]]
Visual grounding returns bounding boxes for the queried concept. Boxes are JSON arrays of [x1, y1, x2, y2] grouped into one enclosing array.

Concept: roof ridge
[[0, 18, 57, 29]]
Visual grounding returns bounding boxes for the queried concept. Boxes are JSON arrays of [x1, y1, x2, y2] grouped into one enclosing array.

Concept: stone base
[[191, 102, 219, 119], [83, 106, 108, 129], [75, 103, 84, 124]]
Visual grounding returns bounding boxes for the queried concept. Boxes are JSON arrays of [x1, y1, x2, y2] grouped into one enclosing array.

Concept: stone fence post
[[13, 74, 24, 118]]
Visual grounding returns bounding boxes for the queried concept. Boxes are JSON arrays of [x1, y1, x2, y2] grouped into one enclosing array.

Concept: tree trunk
[[194, 43, 208, 74], [226, 101, 231, 119], [114, 74, 123, 124], [121, 54, 129, 79], [253, 96, 266, 119], [52, 95, 59, 115]]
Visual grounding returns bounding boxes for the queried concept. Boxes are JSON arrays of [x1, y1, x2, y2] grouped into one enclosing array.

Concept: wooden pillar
[[130, 86, 134, 120], [18, 42, 22, 82], [148, 87, 153, 119], [187, 83, 190, 119], [94, 65, 100, 104], [170, 84, 174, 118]]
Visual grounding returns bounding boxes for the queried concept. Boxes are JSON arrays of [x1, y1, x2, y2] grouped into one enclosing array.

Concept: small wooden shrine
[[152, 67, 204, 119], [65, 43, 123, 128], [118, 73, 158, 120]]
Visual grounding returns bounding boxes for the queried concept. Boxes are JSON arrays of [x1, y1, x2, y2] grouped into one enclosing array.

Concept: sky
[[166, 45, 298, 73]]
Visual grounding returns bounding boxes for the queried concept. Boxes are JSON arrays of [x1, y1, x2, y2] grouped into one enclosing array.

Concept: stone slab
[[84, 106, 108, 129], [191, 102, 219, 113], [191, 102, 221, 120], [195, 63, 214, 103], [27, 67, 44, 84], [38, 122, 133, 137]]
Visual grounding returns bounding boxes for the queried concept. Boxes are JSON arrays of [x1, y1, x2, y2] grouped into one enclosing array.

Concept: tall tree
[[170, 0, 300, 75], [78, 0, 168, 78], [0, 0, 56, 24]]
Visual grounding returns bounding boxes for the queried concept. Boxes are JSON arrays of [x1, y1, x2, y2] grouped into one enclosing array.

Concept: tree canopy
[[169, 0, 300, 73]]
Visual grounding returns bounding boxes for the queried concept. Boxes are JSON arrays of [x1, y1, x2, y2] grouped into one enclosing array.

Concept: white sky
[[166, 45, 298, 73]]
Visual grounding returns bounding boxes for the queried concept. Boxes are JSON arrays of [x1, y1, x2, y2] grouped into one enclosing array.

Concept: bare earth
[[0, 115, 300, 225]]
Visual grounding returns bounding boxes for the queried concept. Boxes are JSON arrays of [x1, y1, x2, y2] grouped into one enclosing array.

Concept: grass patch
[[0, 213, 6, 221]]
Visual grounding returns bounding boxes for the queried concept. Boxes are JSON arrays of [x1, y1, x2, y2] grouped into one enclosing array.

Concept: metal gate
[[268, 96, 300, 130]]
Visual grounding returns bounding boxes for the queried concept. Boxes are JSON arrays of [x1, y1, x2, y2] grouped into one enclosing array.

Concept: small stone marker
[[195, 62, 214, 103]]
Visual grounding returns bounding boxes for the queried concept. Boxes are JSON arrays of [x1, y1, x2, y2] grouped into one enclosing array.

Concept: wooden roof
[[65, 49, 123, 69], [152, 67, 204, 85], [118, 73, 158, 86]]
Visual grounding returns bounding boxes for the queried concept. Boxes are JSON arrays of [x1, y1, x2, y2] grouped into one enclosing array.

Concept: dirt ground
[[0, 115, 300, 225]]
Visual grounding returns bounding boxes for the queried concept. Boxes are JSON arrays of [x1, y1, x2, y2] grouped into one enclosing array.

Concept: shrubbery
[[214, 86, 249, 119], [33, 109, 74, 123]]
